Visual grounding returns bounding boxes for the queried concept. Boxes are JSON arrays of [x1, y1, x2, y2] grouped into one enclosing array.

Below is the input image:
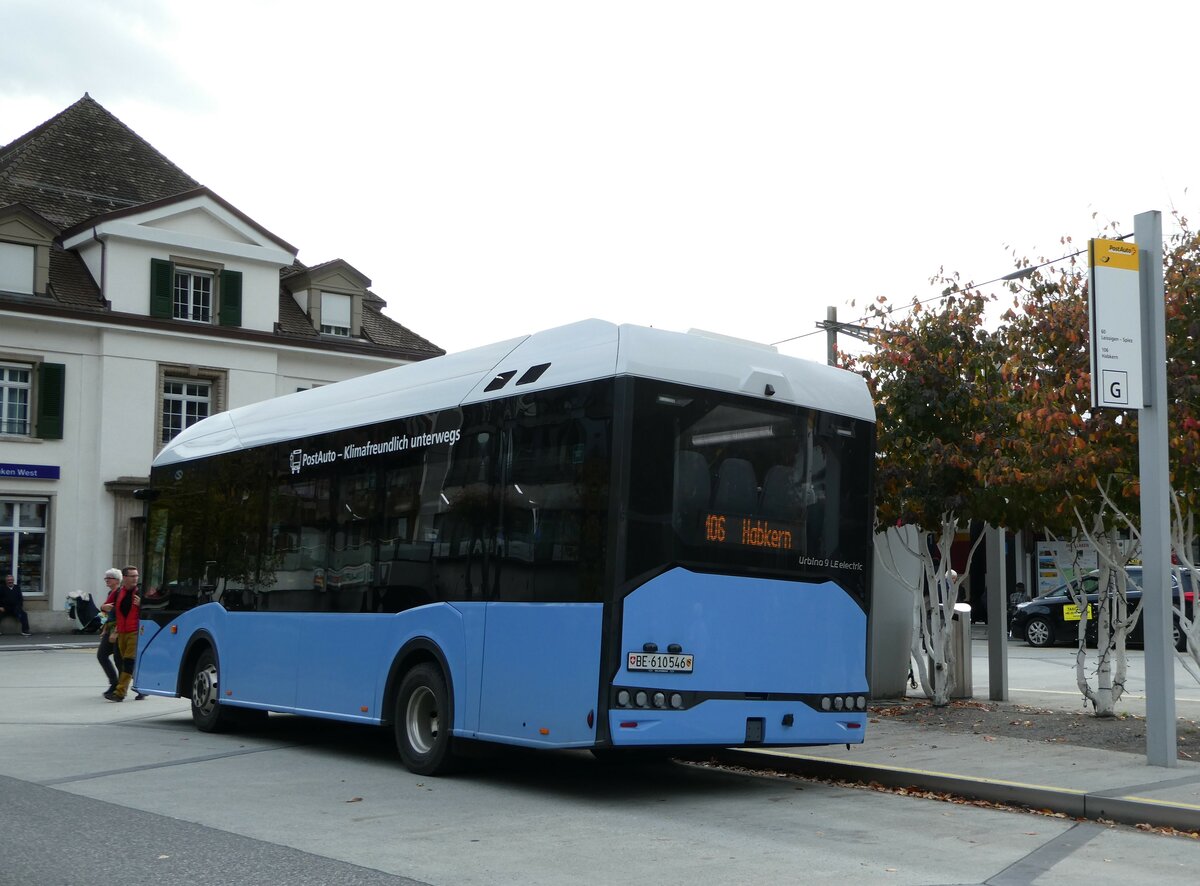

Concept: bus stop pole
[[1135, 209, 1176, 767], [985, 524, 1009, 701]]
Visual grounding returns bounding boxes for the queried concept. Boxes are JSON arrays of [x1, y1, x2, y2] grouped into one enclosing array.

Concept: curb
[[715, 748, 1200, 832]]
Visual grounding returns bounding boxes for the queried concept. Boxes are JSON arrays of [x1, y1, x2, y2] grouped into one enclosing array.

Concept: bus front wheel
[[395, 663, 457, 775], [191, 648, 235, 733]]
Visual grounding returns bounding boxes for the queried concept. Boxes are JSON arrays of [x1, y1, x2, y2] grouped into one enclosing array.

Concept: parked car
[[1012, 567, 1194, 651]]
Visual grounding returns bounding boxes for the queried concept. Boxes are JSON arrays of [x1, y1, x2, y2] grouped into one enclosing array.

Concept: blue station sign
[[0, 463, 60, 480]]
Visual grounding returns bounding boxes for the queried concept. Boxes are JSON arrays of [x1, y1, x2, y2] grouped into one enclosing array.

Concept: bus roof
[[153, 319, 875, 467]]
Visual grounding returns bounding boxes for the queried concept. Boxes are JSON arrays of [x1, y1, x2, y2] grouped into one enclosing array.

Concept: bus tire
[[395, 663, 457, 775], [191, 648, 236, 733]]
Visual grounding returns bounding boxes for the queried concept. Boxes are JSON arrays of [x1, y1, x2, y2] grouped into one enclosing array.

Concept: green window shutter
[[36, 362, 65, 440], [150, 259, 173, 318], [219, 269, 242, 327]]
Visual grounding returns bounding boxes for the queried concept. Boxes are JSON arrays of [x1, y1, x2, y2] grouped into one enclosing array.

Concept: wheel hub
[[193, 665, 218, 717]]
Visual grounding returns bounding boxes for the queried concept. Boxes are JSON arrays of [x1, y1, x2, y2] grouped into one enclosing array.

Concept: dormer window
[[0, 204, 53, 297], [320, 291, 352, 336], [174, 267, 214, 322], [0, 242, 35, 295], [285, 260, 370, 339]]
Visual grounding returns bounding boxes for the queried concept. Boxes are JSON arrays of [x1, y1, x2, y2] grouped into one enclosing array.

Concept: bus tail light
[[819, 695, 867, 712]]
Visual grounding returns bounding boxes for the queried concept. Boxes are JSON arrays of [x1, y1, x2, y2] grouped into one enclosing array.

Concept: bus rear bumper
[[607, 698, 866, 748]]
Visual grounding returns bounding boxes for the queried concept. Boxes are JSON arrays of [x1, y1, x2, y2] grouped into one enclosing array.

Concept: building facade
[[0, 95, 442, 630]]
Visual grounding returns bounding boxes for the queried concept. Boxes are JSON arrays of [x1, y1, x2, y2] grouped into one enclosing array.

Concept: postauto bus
[[134, 320, 875, 774]]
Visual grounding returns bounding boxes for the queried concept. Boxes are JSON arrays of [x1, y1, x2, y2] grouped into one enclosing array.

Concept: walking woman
[[97, 568, 122, 695], [105, 565, 143, 702]]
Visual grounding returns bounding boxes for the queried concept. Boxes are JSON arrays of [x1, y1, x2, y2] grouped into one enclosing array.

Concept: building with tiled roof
[[0, 95, 442, 628]]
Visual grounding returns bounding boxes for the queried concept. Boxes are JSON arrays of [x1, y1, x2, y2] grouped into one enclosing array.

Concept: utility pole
[[826, 307, 837, 366], [817, 306, 876, 367]]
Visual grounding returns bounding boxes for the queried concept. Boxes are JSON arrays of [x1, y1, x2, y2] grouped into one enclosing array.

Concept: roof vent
[[515, 363, 551, 385], [484, 370, 517, 392]]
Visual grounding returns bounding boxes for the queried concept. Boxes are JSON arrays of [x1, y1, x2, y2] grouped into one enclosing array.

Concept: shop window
[[0, 498, 48, 597]]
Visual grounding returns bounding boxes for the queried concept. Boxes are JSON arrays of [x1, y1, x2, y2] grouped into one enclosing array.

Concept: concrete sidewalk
[[721, 713, 1200, 833], [720, 623, 1200, 831]]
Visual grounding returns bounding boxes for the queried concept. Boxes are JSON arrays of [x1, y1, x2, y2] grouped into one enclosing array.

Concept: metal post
[[985, 524, 1009, 700], [951, 602, 973, 698], [1135, 210, 1175, 767], [1014, 532, 1027, 598], [826, 306, 837, 366]]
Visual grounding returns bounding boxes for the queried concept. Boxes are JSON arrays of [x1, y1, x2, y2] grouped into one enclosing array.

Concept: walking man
[[105, 566, 142, 701]]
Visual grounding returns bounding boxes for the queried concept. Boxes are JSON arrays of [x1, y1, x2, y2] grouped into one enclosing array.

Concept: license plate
[[627, 652, 694, 673]]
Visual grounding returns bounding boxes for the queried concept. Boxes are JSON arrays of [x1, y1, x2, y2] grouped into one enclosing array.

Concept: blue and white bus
[[135, 320, 875, 774]]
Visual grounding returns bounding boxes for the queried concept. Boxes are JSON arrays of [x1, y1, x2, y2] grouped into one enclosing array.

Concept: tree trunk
[[909, 515, 980, 706]]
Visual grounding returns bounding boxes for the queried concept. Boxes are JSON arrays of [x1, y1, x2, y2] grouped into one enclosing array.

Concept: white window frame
[[0, 361, 32, 437], [155, 365, 226, 453], [161, 377, 212, 444], [173, 268, 214, 323]]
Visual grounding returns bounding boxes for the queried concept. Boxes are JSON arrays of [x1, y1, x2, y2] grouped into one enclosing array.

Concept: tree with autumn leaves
[[852, 217, 1200, 712], [1162, 221, 1200, 675], [846, 285, 1023, 705], [997, 242, 1141, 716]]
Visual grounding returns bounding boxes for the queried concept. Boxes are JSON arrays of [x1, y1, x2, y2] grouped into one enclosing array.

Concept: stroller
[[65, 591, 102, 634]]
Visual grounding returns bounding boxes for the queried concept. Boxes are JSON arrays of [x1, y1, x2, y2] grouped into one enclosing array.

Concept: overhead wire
[[770, 234, 1131, 347]]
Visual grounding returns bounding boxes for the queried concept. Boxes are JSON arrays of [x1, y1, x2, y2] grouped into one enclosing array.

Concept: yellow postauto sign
[[1092, 238, 1138, 271], [1063, 603, 1094, 622], [1089, 237, 1143, 408]]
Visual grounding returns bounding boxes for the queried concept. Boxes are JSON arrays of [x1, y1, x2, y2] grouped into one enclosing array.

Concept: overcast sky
[[2, 1, 1197, 363]]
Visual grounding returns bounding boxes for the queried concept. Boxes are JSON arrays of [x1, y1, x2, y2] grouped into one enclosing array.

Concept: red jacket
[[114, 584, 140, 633]]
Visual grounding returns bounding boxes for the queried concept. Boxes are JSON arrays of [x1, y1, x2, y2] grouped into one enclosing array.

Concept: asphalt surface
[[6, 629, 1200, 836]]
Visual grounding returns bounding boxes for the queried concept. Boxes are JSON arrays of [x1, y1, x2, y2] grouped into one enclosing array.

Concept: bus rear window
[[624, 381, 872, 601]]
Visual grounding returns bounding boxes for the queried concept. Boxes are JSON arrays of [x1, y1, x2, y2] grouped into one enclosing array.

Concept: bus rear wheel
[[395, 663, 457, 776], [191, 648, 236, 733]]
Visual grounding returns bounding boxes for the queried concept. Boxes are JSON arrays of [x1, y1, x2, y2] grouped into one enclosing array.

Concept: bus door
[[475, 411, 605, 747]]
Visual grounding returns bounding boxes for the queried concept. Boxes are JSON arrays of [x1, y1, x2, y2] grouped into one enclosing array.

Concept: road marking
[[1013, 687, 1200, 704], [1121, 795, 1200, 812], [730, 747, 1088, 795]]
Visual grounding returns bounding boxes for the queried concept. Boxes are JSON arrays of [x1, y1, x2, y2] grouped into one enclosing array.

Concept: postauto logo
[[289, 448, 337, 475]]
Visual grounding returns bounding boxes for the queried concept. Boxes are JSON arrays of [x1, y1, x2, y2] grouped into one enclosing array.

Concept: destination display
[[703, 513, 796, 550]]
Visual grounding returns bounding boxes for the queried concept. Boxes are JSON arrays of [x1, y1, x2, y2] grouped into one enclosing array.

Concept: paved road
[[3, 642, 1200, 884], [966, 634, 1200, 718]]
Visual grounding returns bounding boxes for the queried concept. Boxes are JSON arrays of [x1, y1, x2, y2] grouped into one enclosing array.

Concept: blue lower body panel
[[609, 568, 868, 747]]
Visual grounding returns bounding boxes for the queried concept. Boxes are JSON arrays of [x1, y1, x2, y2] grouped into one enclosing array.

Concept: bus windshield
[[624, 379, 873, 605]]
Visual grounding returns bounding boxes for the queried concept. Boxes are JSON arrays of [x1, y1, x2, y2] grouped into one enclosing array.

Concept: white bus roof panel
[[154, 320, 873, 467]]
